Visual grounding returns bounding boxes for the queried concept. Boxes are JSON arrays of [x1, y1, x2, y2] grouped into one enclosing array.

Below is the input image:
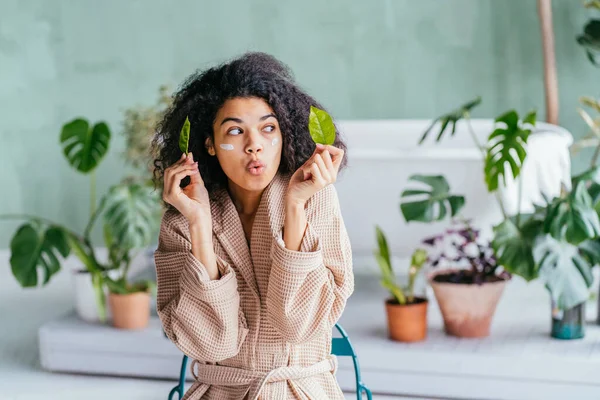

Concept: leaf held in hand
[[179, 116, 191, 155], [308, 106, 336, 145]]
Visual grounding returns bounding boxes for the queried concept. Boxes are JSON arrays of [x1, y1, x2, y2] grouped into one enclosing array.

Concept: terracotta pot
[[385, 297, 428, 342], [108, 291, 151, 329], [429, 270, 508, 338]]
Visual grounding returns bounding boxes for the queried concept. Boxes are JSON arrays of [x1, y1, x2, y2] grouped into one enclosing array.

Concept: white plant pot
[[72, 269, 111, 323]]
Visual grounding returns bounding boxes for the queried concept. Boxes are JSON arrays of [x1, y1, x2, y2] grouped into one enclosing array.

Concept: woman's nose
[[245, 131, 263, 154]]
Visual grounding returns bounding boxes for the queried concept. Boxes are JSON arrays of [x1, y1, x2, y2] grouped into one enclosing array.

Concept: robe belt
[[184, 354, 338, 400]]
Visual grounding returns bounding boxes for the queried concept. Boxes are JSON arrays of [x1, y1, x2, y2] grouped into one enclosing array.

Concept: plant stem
[[591, 144, 600, 168], [90, 171, 96, 217], [516, 171, 523, 227], [537, 0, 560, 124], [465, 118, 508, 219]]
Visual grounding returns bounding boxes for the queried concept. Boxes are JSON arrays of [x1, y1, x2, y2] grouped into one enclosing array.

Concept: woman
[[152, 52, 354, 400]]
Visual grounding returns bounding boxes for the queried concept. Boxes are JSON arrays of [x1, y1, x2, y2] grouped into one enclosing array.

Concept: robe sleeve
[[154, 209, 249, 362], [266, 184, 354, 344]]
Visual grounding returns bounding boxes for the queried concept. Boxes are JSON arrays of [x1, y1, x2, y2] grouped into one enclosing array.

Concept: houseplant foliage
[[2, 117, 161, 325], [374, 226, 429, 342], [418, 98, 600, 338]]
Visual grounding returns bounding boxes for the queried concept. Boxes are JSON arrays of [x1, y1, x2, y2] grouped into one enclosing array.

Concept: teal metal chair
[[168, 323, 372, 400]]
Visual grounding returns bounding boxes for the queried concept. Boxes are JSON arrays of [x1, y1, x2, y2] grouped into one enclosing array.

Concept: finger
[[310, 162, 326, 186], [329, 146, 344, 168], [322, 150, 334, 171], [314, 154, 331, 182], [321, 150, 337, 182], [167, 162, 198, 177]]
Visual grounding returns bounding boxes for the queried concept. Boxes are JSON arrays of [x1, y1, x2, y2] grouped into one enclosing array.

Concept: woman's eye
[[264, 125, 275, 133], [228, 128, 242, 135]]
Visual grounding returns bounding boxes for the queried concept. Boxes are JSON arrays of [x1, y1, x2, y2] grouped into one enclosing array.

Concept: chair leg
[[357, 384, 372, 400], [168, 386, 181, 400]]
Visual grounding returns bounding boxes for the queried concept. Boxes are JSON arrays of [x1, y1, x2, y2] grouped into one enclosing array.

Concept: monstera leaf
[[419, 97, 482, 144], [577, 19, 600, 67], [544, 181, 600, 245], [9, 222, 70, 287], [101, 183, 161, 251], [492, 216, 543, 281], [60, 118, 111, 173], [484, 110, 536, 192], [534, 235, 596, 310], [308, 106, 336, 145], [400, 175, 465, 223]]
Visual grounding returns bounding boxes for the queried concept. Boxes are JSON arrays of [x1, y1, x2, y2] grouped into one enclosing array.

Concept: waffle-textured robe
[[154, 172, 354, 399]]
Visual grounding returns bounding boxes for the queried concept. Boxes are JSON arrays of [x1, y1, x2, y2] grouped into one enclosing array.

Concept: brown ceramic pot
[[108, 291, 151, 330], [429, 270, 508, 338], [385, 297, 428, 342]]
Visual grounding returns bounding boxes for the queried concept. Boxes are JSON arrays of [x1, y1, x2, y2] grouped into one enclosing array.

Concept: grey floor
[[0, 254, 435, 400]]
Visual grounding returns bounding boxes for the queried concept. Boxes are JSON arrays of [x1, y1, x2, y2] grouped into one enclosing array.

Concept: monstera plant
[[412, 98, 600, 339], [1, 118, 161, 328]]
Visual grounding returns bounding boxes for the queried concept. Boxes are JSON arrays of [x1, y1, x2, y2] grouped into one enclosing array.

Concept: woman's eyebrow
[[220, 113, 277, 126], [220, 117, 243, 126], [260, 113, 277, 121]]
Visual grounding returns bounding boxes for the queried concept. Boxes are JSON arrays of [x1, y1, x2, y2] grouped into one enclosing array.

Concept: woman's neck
[[227, 181, 263, 216]]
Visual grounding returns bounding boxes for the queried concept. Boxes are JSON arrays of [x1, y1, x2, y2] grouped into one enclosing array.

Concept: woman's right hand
[[162, 152, 211, 225]]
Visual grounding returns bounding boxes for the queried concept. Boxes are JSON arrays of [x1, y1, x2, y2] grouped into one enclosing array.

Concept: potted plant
[[422, 221, 510, 338], [1, 118, 161, 328], [417, 100, 600, 339], [374, 226, 429, 342]]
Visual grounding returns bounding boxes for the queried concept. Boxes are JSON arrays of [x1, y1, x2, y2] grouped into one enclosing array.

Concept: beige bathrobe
[[154, 172, 354, 399]]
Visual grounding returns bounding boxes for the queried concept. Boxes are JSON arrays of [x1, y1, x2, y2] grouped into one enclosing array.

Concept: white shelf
[[38, 277, 600, 400]]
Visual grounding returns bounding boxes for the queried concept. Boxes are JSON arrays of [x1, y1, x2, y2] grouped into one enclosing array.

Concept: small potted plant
[[374, 226, 429, 342], [417, 99, 600, 339], [422, 222, 511, 338], [1, 118, 161, 328]]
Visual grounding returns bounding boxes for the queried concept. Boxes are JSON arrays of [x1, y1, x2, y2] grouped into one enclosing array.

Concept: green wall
[[1, 0, 598, 249]]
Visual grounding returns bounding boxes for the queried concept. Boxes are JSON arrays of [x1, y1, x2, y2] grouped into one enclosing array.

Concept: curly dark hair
[[151, 52, 348, 206]]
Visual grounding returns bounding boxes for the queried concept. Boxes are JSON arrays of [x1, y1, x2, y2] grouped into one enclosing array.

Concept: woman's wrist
[[283, 201, 308, 251]]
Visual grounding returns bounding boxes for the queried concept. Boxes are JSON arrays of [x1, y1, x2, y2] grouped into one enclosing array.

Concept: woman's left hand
[[286, 143, 344, 207]]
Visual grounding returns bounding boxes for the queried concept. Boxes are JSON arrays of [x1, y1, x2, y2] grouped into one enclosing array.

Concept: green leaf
[[484, 110, 535, 192], [544, 181, 600, 245], [577, 20, 600, 67], [102, 183, 162, 251], [419, 97, 482, 144], [400, 175, 465, 222], [9, 223, 70, 287], [105, 276, 153, 295], [308, 106, 336, 145], [179, 116, 191, 155], [60, 118, 111, 173], [65, 233, 102, 273], [492, 219, 539, 281], [534, 235, 594, 310]]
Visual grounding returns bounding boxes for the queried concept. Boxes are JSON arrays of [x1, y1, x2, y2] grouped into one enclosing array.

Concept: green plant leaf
[[9, 222, 70, 287], [484, 110, 535, 192], [534, 235, 594, 310], [105, 276, 153, 295], [419, 97, 482, 144], [308, 106, 336, 145], [492, 218, 540, 281], [65, 232, 102, 273], [577, 20, 600, 67], [373, 226, 406, 304], [400, 175, 465, 222], [60, 118, 111, 173], [544, 181, 600, 245], [179, 116, 191, 155], [102, 183, 162, 251]]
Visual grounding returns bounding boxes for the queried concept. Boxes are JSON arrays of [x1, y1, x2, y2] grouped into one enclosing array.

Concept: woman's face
[[208, 97, 283, 193]]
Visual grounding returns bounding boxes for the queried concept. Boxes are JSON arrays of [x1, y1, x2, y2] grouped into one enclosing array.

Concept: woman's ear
[[205, 137, 216, 156]]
